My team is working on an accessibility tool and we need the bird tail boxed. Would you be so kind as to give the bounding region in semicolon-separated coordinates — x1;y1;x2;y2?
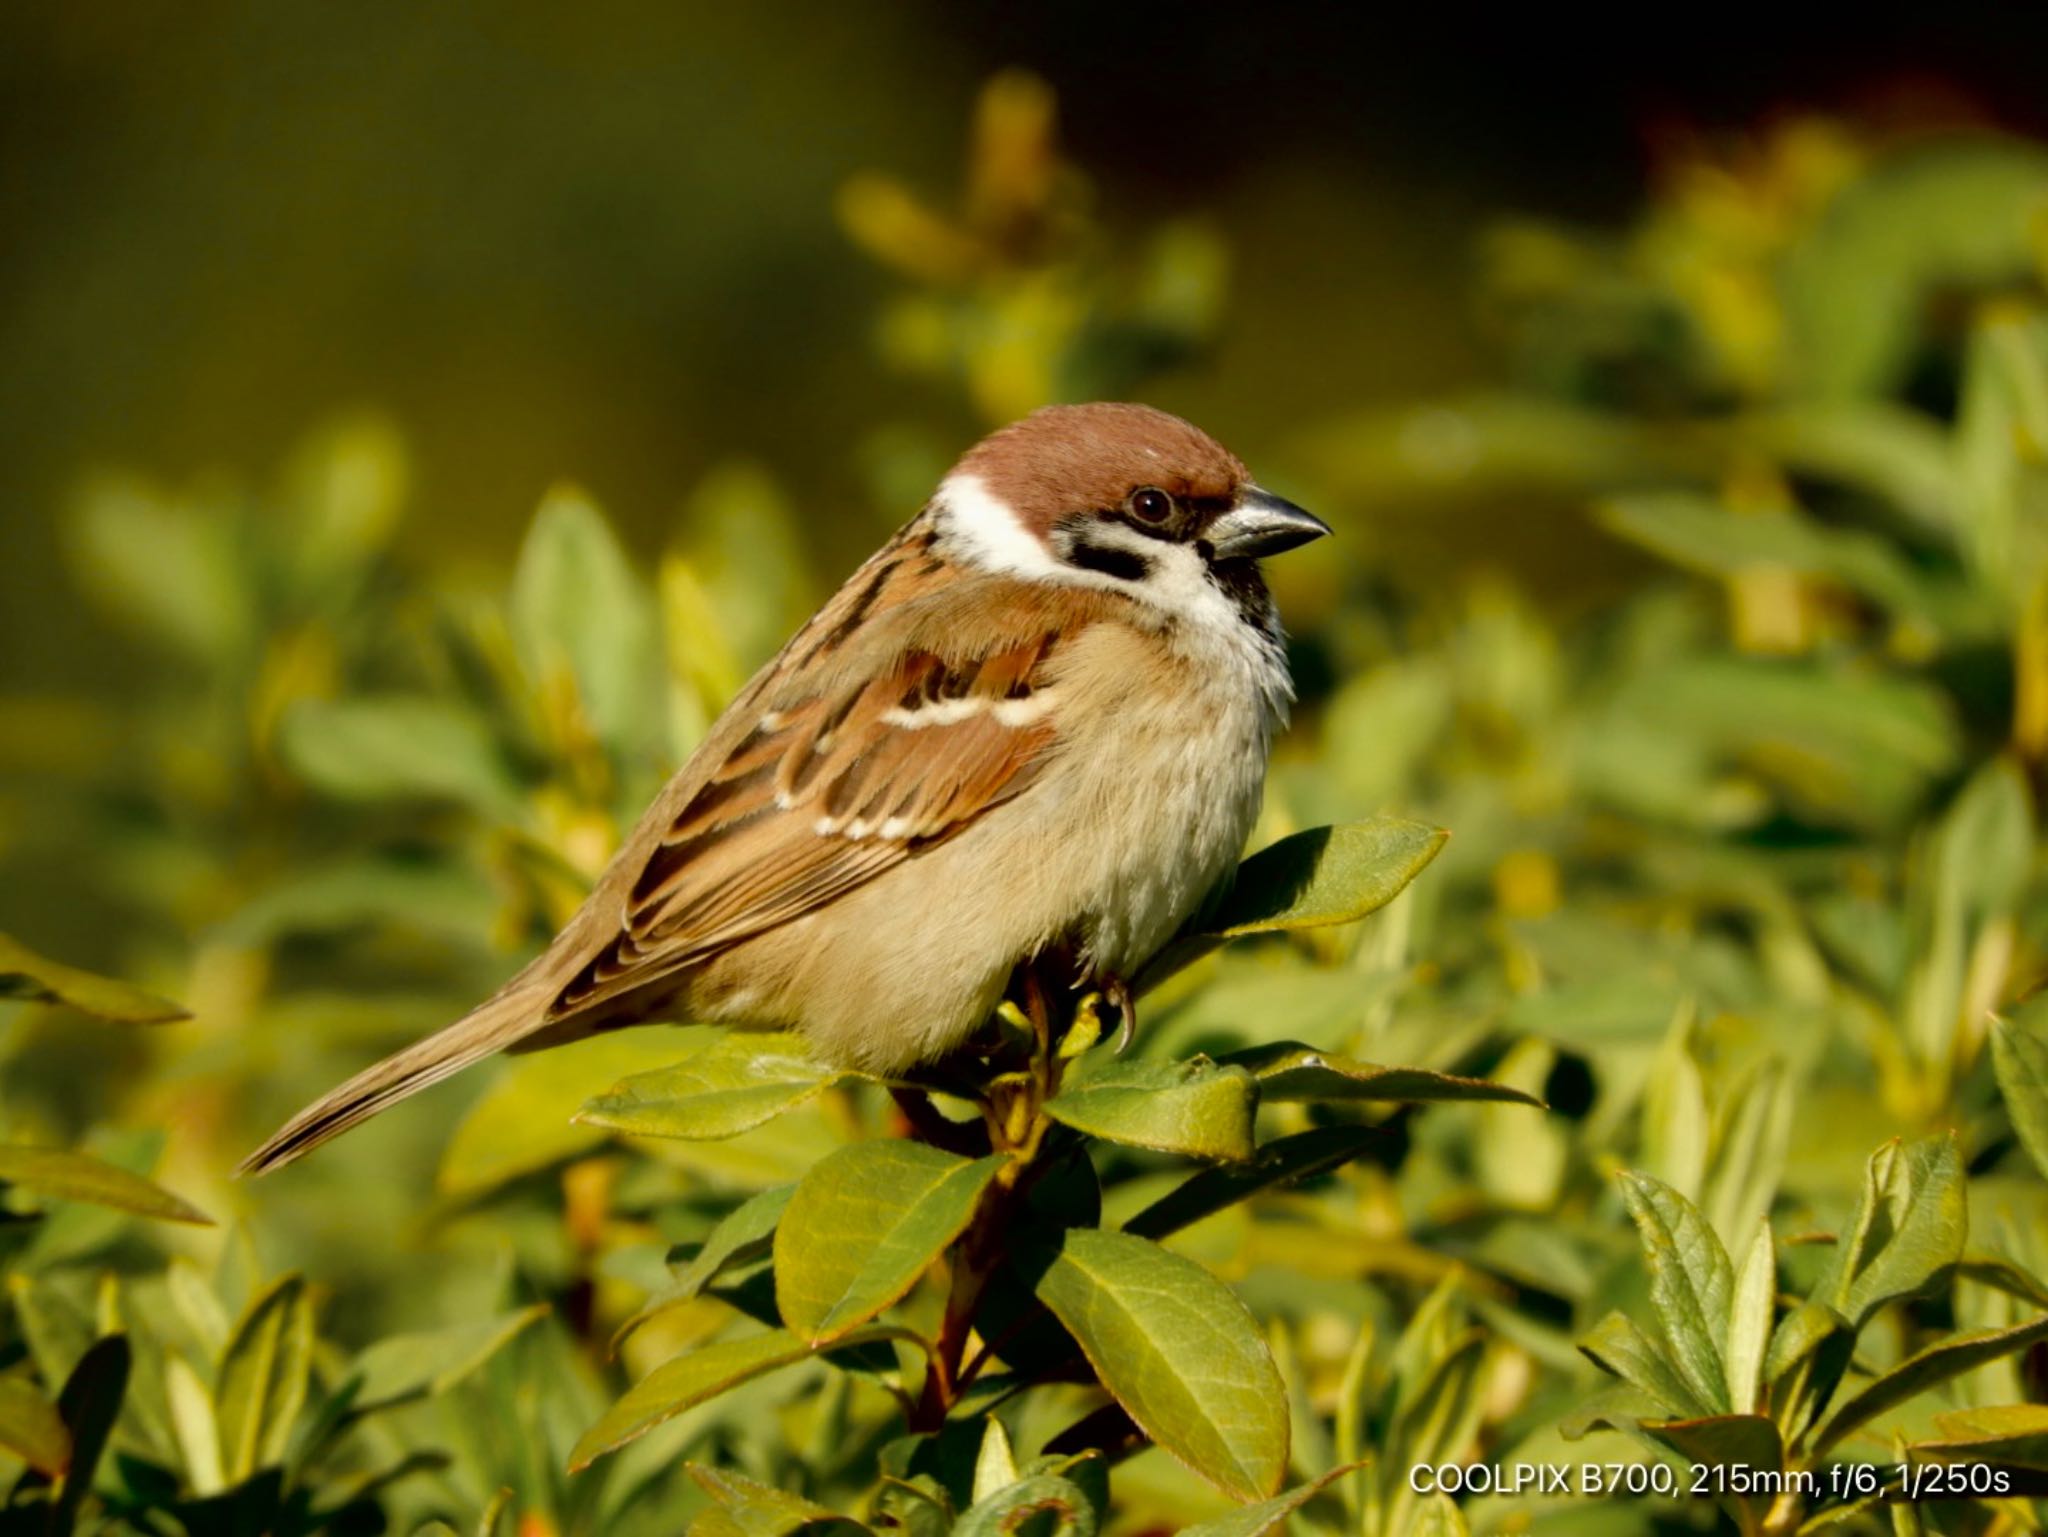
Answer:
239;967;564;1176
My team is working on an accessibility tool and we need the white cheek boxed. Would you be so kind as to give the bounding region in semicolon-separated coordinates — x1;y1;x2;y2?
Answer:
932;473;1072;580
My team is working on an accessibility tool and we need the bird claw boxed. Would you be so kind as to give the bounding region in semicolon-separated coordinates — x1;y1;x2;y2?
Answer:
1108;977;1136;1054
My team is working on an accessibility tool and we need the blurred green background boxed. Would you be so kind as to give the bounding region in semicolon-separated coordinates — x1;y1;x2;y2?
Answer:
9;1;2046;692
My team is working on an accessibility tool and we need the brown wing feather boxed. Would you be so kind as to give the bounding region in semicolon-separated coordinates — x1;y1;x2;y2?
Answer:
549;625;1063;1017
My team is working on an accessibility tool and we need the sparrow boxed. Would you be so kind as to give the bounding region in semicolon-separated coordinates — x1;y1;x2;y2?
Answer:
243;402;1328;1173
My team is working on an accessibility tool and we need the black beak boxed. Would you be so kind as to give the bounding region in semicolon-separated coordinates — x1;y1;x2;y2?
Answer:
1206;488;1332;561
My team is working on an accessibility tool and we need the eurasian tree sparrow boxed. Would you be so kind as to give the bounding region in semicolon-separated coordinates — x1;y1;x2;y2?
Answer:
244;403;1328;1173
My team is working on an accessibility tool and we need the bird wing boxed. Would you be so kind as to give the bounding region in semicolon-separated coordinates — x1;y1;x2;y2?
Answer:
546;608;1067;1019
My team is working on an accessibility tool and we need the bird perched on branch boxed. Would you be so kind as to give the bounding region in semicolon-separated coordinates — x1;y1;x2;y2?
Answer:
243;402;1328;1173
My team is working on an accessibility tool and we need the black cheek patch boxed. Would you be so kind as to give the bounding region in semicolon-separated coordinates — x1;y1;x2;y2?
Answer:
1066;540;1153;582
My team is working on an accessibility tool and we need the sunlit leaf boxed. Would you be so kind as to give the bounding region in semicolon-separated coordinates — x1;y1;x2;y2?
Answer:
1024;1228;1287;1500
280;695;524;817
1815;1315;2048;1455
0;1376;70;1476
1044;1058;1257;1161
512;484;664;761
618;1185;796;1351
1176;1466;1355;1537
1824;1135;1967;1326
1579;1310;1711;1420
0;934;187;1023
684;1463;871;1536
1643;1414;1784;1529
775;1142;1003;1343
1138;818;1447;990
441;1031;696;1195
1781;138;2048;401
1617;1171;1732;1413
1917;1404;2048;1472
215;1275;314;1482
1991;1007;2048;1184
1123;1126;1379;1240
1724;1223;1775;1417
349;1305;550;1407
1219;1042;1543;1107
0;1145;211;1225
568;1326;906;1471
579;1033;849;1142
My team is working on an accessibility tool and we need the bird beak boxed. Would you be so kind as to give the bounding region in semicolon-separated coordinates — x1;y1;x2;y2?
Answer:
1205;487;1333;560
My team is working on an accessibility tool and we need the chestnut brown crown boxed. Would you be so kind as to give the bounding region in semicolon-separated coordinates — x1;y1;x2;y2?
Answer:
949;402;1250;540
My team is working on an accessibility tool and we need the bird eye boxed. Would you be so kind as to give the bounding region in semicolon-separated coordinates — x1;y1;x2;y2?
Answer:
1129;487;1175;524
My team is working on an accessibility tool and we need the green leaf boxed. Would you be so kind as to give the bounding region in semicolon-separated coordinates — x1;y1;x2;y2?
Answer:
1814;1315;2048;1456
1043;1058;1257;1161
1991;1008;2048;1184
1724;1223;1775;1417
1917;1404;2048;1471
618;1185;796;1351
684;1464;871;1536
1579;1310;1714;1420
1024;1228;1288;1501
953;1475;1097;1537
1781;138;2048;401
279;696;524;817
1207;819;1448;936
165;1351;222;1495
1219;1041;1543;1106
1378;1333;1487;1537
511;484;663;761
578;1033;849;1141
1618;1171;1734;1414
0;1376;71;1476
1764;1299;1847;1385
348;1305;550;1407
1123;1126;1379;1240
215;1275;314;1483
442;1032;691;1194
66;476;249;663
0;1145;211;1225
1138;818;1447;990
1826;1135;1967;1326
51;1335;129;1537
568;1326;903;1470
1176;1466;1355;1537
0;934;188;1023
774;1141;1003;1343
1644;1414;1784;1530
1600;492;1939;623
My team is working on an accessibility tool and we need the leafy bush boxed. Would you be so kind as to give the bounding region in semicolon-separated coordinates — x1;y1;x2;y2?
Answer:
4;79;2048;1535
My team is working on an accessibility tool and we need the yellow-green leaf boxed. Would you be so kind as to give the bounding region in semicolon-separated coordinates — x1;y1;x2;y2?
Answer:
1991;1008;2048;1185
0;1145;211;1226
349;1305;551;1406
1618;1171;1733;1414
215;1275;314;1482
776;1142;1002;1343
0;1376;70;1476
569;1326;900;1471
1177;1466;1356;1537
685;1463;869;1536
1220;1042;1543;1107
1207;818;1448;937
578;1033;848;1141
1814;1315;2048;1456
1123;1126;1380;1241
0;934;187;1023
1026;1228;1288;1500
1044;1058;1257;1162
1919;1403;2048;1471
